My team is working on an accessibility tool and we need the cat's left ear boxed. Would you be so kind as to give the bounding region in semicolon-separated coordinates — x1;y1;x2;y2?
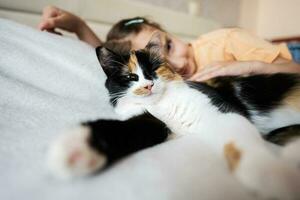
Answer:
145;31;166;58
95;46;122;77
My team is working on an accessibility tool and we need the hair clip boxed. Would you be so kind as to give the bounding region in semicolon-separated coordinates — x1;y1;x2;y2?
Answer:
124;18;144;26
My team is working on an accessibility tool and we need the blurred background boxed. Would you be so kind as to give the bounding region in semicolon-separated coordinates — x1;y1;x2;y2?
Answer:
134;0;300;40
0;0;299;41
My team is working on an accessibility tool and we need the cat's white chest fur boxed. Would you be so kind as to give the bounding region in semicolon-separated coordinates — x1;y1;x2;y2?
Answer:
147;83;220;137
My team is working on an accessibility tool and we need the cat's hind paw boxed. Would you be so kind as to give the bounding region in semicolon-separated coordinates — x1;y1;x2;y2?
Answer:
47;126;107;179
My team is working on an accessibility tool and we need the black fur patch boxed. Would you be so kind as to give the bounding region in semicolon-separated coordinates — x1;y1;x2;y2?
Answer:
84;113;170;164
135;49;163;79
234;74;299;113
265;125;300;145
186;80;249;117
187;74;300;119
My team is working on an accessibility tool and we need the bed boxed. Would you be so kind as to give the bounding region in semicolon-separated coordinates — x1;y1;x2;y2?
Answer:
0;1;261;200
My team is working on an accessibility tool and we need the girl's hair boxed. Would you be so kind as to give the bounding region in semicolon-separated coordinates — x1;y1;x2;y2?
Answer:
106;17;164;41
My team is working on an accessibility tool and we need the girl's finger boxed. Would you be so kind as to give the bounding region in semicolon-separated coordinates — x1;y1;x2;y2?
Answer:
188;67;215;79
190;72;215;82
194;67;231;81
194;75;213;82
38;21;49;30
189;66;222;80
42;6;60;19
46;29;63;35
38;19;56;30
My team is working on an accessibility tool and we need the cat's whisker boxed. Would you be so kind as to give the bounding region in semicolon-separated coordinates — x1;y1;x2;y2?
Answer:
110;95;125;101
110;94;126;105
110;92;127;100
110;91;127;96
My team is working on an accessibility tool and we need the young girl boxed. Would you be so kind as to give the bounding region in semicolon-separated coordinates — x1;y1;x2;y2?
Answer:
39;6;300;81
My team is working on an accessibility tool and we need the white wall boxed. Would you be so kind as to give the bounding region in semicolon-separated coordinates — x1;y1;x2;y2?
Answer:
129;0;188;13
131;0;241;27
201;0;241;27
239;0;300;39
238;0;258;33
256;0;300;39
141;0;300;39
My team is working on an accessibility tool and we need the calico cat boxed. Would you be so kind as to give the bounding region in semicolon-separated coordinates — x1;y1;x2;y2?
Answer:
95;34;300;199
48;33;300;199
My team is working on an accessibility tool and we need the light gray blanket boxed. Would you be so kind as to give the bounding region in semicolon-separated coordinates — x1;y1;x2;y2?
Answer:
0;19;255;200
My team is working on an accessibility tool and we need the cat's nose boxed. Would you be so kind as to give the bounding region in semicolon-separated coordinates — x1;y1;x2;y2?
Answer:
144;83;154;91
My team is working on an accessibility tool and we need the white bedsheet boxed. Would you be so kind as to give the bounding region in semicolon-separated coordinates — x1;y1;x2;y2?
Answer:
0;19;255;200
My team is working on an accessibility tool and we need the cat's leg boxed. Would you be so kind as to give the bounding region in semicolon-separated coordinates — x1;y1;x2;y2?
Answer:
47;114;169;179
204;114;300;200
86;114;169;163
47;125;107;179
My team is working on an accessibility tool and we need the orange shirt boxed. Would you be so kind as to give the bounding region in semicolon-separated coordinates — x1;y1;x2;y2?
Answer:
191;28;292;72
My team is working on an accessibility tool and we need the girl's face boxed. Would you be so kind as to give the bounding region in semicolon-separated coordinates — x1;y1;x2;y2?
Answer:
127;28;197;78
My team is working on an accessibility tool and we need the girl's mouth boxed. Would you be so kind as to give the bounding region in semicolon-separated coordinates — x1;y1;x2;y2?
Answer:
178;63;191;78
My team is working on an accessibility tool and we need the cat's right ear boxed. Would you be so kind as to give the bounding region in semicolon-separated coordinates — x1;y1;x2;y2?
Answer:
95;46;118;77
145;31;165;58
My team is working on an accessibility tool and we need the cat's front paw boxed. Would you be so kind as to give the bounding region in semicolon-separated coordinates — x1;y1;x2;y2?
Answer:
237;158;300;200
47;126;107;179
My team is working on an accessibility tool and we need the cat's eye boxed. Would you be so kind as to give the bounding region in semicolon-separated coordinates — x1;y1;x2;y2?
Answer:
126;73;139;81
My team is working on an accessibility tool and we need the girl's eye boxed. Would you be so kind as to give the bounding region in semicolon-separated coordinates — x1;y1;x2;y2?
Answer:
166;39;172;53
126;73;139;81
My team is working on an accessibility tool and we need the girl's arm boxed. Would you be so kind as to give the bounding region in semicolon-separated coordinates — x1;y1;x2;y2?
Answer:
189;28;299;81
39;6;102;47
189;59;300;82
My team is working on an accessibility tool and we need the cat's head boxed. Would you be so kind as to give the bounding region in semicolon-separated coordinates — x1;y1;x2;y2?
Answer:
96;32;182;119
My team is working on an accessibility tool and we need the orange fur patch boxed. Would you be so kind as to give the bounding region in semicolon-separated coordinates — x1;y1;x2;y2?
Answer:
133;87;150;96
224;142;242;172
128;52;138;73
155;65;182;81
283;87;300;111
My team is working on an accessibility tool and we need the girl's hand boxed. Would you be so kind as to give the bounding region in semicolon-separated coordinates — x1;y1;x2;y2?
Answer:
189;60;300;82
38;6;102;47
38;6;84;35
189;61;262;81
